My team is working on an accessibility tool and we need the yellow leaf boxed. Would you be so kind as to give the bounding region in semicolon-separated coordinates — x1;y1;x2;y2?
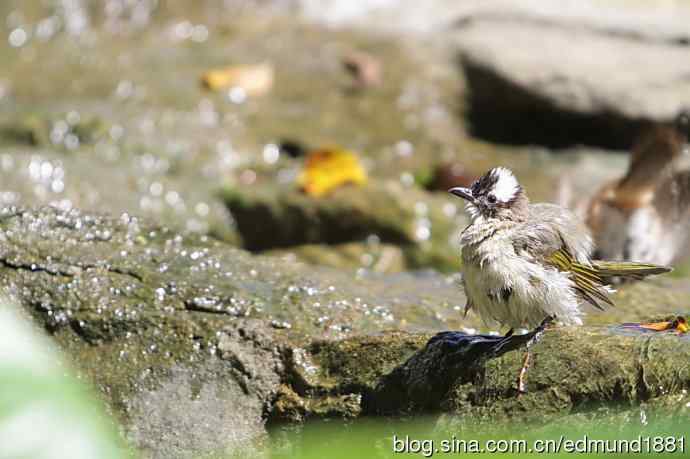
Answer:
297;148;368;197
638;321;673;332
637;316;688;334
200;63;274;95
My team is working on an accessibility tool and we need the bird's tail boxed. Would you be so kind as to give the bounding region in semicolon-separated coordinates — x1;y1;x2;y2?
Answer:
592;260;672;280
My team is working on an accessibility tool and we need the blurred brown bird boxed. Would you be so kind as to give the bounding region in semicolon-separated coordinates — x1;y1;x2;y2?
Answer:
586;115;690;265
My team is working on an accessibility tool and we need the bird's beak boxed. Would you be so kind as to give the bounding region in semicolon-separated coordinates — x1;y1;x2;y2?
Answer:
449;186;474;203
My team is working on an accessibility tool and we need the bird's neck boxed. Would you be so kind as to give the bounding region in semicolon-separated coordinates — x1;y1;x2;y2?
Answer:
461;219;514;247
613;148;680;210
620;159;675;191
618;125;683;197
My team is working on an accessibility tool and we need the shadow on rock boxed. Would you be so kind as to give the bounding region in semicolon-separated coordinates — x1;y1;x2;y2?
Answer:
461;58;643;150
366;325;545;414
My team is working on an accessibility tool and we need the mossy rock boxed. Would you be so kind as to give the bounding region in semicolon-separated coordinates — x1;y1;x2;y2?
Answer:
365;326;690;424
274;325;690;426
0;113;108;148
0;206;471;454
219;180;466;272
2;206;688;455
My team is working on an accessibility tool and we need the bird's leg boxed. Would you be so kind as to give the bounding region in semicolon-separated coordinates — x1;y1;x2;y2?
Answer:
516;317;552;395
517;349;531;394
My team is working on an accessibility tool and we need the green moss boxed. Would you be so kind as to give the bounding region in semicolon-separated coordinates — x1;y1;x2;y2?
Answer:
446;327;690;422
0;112;107;148
307;332;429;391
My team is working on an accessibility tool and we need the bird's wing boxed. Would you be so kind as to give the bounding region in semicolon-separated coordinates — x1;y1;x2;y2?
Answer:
514;203;670;309
513;208;612;310
527;203;593;263
549;248;613;309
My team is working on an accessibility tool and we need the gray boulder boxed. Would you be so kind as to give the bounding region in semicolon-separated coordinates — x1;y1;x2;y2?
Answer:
453;17;690;148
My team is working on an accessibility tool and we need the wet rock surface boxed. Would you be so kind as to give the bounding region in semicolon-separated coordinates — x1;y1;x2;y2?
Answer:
267;241;407;274
367;326;546;414
0;206;468;456
449;327;690;424
2;207;688;456
296;321;690;422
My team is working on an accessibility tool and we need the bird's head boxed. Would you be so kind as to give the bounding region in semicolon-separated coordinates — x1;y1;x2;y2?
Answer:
449;167;529;222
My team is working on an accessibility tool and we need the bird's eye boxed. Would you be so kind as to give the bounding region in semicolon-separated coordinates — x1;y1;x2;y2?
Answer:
487;194;497;204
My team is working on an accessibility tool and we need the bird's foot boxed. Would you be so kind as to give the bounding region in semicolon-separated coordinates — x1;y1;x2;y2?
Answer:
539;315;556;330
525;323;548;350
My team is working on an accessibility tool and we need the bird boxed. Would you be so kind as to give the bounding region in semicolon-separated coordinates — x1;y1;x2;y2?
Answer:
449;167;671;392
586;116;690;265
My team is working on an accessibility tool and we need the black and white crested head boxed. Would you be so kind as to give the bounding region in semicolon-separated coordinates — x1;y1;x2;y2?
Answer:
449;167;529;221
477;167;522;202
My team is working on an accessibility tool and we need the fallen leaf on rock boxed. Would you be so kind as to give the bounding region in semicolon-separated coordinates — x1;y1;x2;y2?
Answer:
297;147;367;197
200;62;274;95
674;316;688;333
621;316;688;334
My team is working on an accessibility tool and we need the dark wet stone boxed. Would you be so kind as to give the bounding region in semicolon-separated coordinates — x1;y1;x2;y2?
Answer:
220;182;413;251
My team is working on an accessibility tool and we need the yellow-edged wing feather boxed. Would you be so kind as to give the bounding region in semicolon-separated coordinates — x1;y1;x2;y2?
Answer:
547;248;671;310
590;260;671;279
548;248;612;310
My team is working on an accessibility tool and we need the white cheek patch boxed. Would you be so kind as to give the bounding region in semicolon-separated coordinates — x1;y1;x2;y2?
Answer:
491;167;520;202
